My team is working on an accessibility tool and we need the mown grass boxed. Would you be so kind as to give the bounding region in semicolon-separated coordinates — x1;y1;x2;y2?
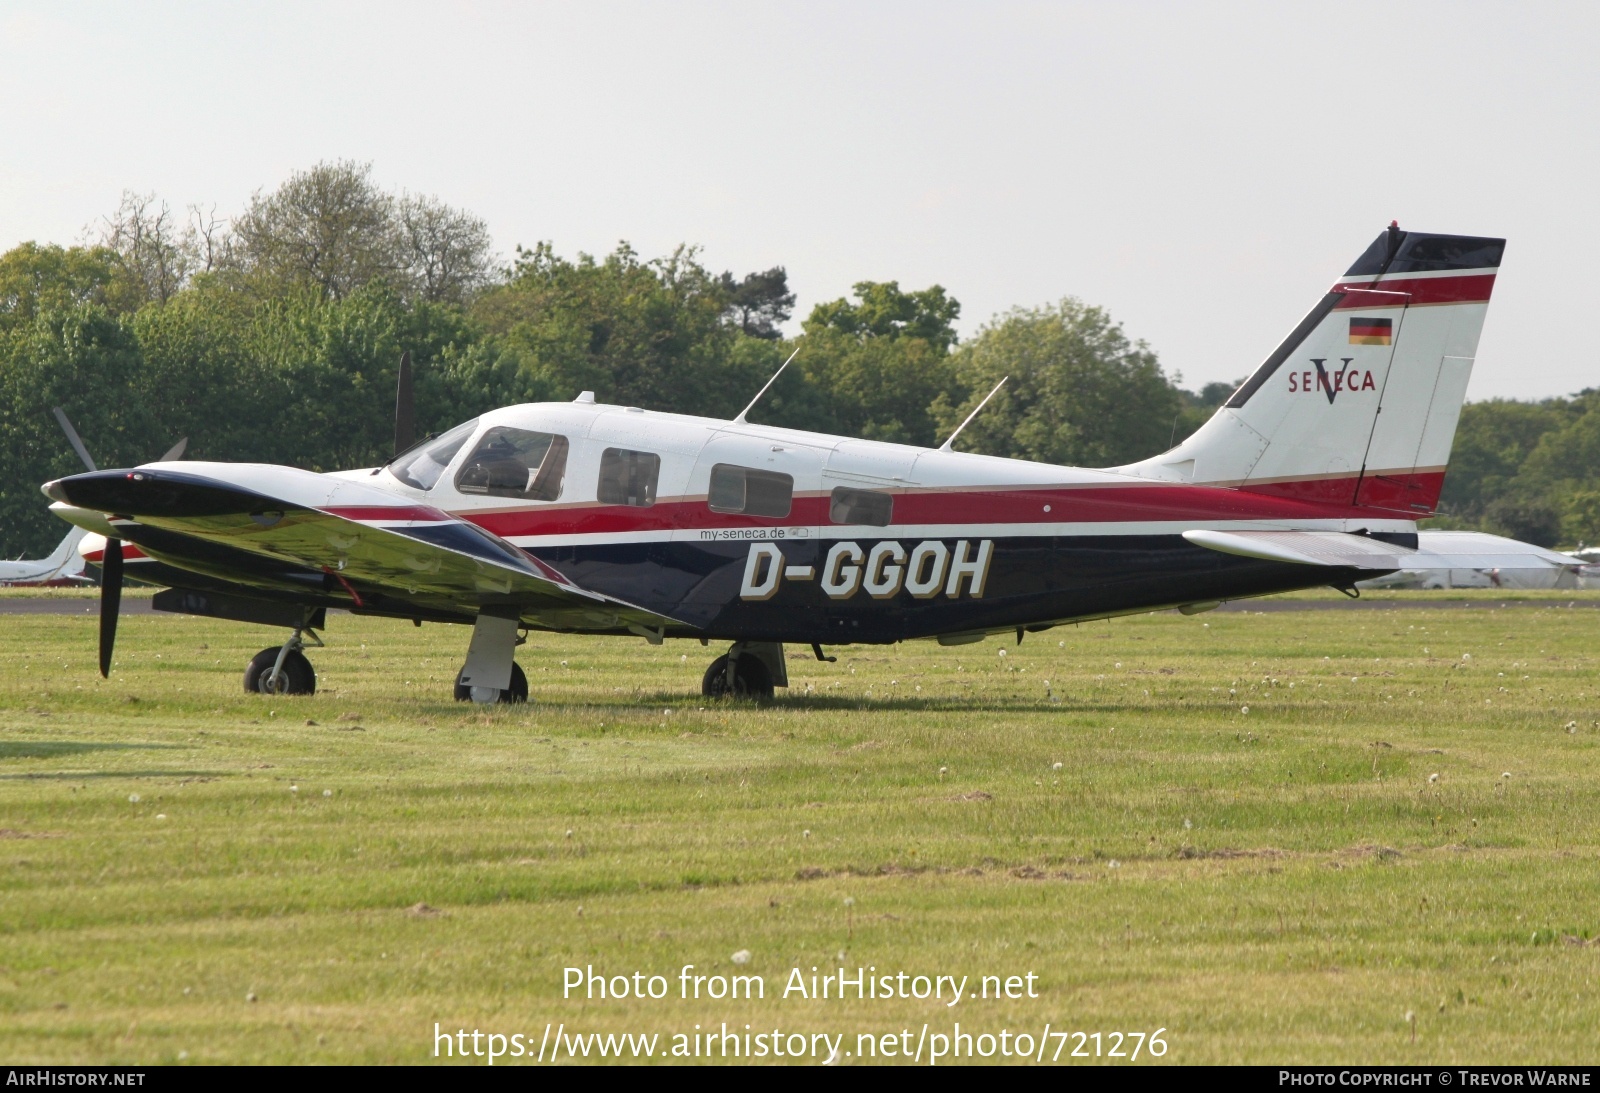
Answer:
2;594;1599;1064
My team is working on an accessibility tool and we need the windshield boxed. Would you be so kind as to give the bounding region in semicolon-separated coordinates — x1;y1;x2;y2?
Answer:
385;418;479;490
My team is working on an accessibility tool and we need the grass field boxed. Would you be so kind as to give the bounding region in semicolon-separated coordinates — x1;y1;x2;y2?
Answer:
2;591;1599;1065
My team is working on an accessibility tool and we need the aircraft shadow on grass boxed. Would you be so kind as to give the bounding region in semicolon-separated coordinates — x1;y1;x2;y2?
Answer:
0;768;226;781
580;692;1142;714
0;740;184;760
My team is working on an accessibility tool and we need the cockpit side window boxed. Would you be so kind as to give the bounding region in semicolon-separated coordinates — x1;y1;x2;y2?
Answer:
829;487;893;526
386;418;479;491
455;427;570;501
597;448;661;507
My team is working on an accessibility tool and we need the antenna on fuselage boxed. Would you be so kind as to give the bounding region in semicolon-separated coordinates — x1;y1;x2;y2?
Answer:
938;377;1008;452
732;346;801;424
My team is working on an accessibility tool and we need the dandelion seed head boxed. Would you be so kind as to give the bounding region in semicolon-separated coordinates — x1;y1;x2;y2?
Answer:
731;949;752;965
127;794;140;803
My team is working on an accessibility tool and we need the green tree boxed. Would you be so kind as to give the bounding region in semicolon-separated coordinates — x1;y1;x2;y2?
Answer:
1438;398;1570;522
807;280;960;351
473;242;765;418
229;160;401;300
0;244;141;333
794;281;962;445
719;266;794;340
0;305;154;555
934;298;1180;466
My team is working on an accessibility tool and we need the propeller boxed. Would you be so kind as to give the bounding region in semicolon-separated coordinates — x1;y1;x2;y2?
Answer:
49;408;184;679
99;536;122;678
394;350;415;458
52;407;97;472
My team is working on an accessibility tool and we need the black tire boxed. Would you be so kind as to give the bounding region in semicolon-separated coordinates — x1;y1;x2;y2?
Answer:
453;662;529;704
244;646;316;696
701;653;774;701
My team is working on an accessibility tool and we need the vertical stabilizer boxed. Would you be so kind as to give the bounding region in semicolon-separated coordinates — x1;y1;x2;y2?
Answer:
1119;226;1503;515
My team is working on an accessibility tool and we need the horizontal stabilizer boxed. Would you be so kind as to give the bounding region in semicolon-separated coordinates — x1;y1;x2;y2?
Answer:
1185;528;1580;573
1183;529;1410;569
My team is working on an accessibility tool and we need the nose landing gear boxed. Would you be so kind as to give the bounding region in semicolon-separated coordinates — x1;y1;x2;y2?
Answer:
244;622;322;696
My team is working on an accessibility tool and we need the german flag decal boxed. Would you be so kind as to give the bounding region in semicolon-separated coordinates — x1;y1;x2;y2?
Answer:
1349;317;1393;345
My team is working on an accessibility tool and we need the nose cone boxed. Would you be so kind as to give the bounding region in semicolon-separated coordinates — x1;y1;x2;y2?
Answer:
40;469;137;511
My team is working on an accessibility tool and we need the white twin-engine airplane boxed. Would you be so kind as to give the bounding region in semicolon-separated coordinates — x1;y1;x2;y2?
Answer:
44;224;1549;702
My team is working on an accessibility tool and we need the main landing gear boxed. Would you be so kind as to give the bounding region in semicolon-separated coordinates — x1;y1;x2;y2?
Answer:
453;609;530;704
243;623;322;696
700;642;787;702
454;662;529;704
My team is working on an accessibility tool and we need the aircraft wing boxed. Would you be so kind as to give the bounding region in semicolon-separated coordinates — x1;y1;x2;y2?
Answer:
44;462;687;632
1184;529;1579;572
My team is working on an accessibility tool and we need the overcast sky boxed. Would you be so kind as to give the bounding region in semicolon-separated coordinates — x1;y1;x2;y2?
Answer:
2;1;1595;400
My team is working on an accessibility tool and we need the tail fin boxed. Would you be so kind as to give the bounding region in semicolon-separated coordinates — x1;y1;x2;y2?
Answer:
1120;225;1504;515
40;527;88;579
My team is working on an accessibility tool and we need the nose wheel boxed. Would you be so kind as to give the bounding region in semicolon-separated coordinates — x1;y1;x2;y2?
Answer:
244;630;319;696
454;662;529;704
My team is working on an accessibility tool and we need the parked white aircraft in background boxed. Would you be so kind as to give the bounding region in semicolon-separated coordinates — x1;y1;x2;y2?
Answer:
0;526;90;586
1355;530;1581;590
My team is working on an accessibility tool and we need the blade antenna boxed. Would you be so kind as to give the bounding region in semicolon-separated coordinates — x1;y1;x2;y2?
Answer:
938;377;1008;452
394;350;416;457
51;407;97;472
732;346;801;424
159;437;188;461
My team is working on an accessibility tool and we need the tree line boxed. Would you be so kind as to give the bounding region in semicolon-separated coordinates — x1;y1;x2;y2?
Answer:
0;160;1592;556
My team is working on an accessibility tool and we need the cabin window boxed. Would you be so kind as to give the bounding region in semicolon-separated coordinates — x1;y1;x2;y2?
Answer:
830;486;893;526
597;447;661;507
387;417;479;491
708;464;793;519
455;427;569;501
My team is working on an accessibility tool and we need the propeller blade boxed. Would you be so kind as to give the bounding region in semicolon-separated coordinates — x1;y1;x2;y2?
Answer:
98;538;123;678
51;407;98;472
159;437;188;461
393;350;415;458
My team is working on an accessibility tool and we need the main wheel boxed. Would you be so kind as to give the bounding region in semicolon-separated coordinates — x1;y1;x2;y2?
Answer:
453;662;529;704
244;647;317;695
701;653;774;701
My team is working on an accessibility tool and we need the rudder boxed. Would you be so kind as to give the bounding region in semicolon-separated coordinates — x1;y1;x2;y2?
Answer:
1120;224;1503;515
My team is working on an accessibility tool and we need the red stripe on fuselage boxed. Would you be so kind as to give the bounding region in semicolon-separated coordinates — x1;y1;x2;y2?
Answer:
1239;470;1445;512
461;476;1435;540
